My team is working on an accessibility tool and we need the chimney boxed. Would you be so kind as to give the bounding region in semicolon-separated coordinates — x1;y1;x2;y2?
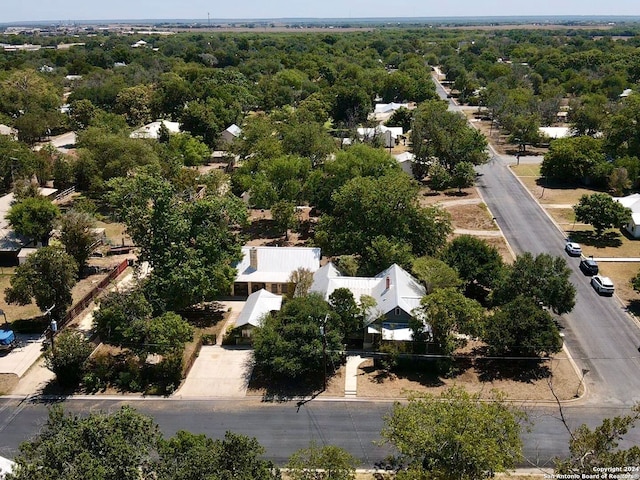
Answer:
249;247;258;270
386;275;391;290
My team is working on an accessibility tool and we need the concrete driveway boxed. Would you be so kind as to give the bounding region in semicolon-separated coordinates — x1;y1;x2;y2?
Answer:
175;345;253;398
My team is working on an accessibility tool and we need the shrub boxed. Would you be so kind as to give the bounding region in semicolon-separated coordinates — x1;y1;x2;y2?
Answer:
44;331;94;388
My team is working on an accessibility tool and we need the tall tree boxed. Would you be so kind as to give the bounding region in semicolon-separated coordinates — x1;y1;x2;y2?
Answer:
540;136;605;183
411;256;462;293
7;195;60;246
381;387;525;480
44;330;93;388
58;210;99;273
411;100;488;172
492;252;576;315
483;296;563;357
109;172;247;312
441;235;504;291
414;288;484;356
573;193;632;238
252;293;343;383
286;442;358;480
555;404;640;474
5;246;77;321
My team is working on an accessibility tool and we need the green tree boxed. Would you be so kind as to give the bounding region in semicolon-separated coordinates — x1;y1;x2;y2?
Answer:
507;114;541;152
128;312;193;361
288;267;315;298
492;252;576;315
415;288;484;356
441;235;504;291
540;136;605;183
44;330;93;388
381;387;525;480
427;163;452;191
155;430;280;480
411;256;462;293
115;84;154;126
555;404;640;474
5;246;77;321
109;172;247;312
451;161;477;192
385;107;413;131
68;99;98;130
286;442;358;480
573;193;632;238
271;200;297;240
411;100;489;172
7;406;160;480
360;236;414;277
252;293;343;383
58;210;99;272
315;173;451;259
608;167;632;196
633;270;640;292
7;195;60;245
94;288;153;345
483;296;563;357
329;287;361;341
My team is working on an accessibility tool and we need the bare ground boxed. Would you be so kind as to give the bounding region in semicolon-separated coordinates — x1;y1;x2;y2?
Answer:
356;346;581;401
0;373;18;395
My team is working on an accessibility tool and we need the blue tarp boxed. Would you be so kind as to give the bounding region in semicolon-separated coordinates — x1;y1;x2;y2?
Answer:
0;329;15;345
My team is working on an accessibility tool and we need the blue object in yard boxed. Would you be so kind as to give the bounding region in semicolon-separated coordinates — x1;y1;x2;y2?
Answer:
0;328;15;346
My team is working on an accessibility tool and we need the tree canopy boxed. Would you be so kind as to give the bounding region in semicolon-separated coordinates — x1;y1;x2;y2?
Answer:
573;193;632;238
7;195;60;246
381;387;525;480
5;246;77;321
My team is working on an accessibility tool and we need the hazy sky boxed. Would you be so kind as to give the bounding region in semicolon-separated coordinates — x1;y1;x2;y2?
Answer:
4;0;640;23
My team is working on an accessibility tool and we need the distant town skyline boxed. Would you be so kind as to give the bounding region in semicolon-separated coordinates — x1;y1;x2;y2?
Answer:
3;0;640;23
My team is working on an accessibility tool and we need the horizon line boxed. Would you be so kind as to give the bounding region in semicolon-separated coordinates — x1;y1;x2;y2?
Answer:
4;14;640;26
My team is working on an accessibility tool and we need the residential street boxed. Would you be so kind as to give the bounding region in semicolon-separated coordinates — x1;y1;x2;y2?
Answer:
0;79;639;469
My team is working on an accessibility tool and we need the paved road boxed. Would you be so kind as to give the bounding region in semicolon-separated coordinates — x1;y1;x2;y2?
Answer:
433;75;640;407
1;397;639;468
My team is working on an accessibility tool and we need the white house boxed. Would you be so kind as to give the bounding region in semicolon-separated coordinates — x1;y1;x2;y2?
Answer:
614;193;640;238
356;125;403;148
234;288;282;337
220;124;242;146
130;120;180;140
393;151;417;177
232;246;321;296
311;263;427;343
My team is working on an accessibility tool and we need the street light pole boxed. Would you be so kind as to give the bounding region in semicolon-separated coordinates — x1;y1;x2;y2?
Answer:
44;305;56;354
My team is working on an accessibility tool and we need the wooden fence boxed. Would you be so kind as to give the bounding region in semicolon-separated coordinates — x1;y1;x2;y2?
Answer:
57;259;130;331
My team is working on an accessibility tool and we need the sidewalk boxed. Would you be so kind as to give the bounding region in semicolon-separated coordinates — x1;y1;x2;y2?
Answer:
344;355;365;398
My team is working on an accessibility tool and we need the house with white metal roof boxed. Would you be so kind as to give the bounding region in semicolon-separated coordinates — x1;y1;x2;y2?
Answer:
130;120;180;140
311;262;427;343
220;124;242;147
614;193;640;238
232;246;321;297
234;288;282;337
356;125;403;148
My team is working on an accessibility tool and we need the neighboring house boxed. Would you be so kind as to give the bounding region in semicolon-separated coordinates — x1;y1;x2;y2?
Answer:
234;288;282;338
0;188;58;266
0;124;18;140
614;193;640;238
371;102;413;121
311;262;427;344
130;120;180;139
220;124;242;147
356;125;403;148
232;246;321;297
393;151;417;177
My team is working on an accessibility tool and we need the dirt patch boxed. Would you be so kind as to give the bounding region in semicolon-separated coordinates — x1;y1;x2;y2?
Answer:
356;348;580;401
418;186;479;207
446;203;498;231
244;207;313;247
246;363;346;400
0;373;18;395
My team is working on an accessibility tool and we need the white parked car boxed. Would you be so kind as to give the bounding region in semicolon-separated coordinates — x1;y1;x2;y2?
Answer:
591;275;615;295
565;241;582;256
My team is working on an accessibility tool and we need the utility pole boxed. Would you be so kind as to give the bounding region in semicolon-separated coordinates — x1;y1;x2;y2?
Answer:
208;12;210;27
44;305;56;354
